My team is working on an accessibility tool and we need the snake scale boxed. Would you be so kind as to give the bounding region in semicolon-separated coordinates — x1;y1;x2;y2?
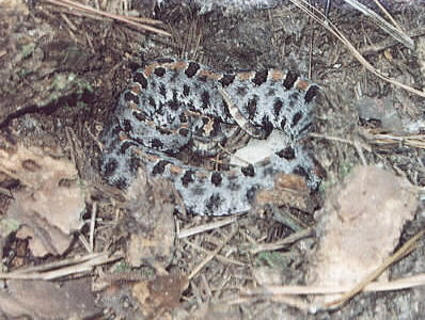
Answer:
100;58;320;216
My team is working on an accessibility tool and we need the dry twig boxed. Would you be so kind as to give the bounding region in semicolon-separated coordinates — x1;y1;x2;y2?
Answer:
324;229;424;310
241;229;425;312
178;216;239;238
0;252;123;280
289;0;425;98
42;0;171;37
343;0;413;48
188;227;238;280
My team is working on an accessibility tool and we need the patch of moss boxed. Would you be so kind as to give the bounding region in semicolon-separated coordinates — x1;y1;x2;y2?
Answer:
20;43;36;59
255;251;293;268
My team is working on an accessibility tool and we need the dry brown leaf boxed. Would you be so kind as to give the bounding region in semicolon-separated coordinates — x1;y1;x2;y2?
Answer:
256;173;317;213
125;170;176;269
15;224;71;257
1;143;85;256
132;273;189;318
0;278;99;319
307;166;418;303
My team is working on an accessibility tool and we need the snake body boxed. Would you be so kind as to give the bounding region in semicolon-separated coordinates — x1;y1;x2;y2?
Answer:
100;58;320;215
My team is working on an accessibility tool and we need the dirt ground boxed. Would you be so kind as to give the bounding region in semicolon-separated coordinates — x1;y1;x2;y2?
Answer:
0;0;425;319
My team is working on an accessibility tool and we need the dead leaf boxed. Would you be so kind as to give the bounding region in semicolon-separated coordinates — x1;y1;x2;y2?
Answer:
132;273;189;318
125;169;176;270
307;166;418;303
1;143;85;256
0;278;100;319
256;173;317;213
15;224;70;257
98;272;144;319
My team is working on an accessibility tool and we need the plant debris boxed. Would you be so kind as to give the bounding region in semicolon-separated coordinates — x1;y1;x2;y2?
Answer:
0;278;99;319
1;142;85;257
307;166;418;306
125;169;176;271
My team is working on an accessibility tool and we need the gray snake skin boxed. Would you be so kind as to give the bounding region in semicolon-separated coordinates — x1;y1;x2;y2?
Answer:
100;58;320;215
